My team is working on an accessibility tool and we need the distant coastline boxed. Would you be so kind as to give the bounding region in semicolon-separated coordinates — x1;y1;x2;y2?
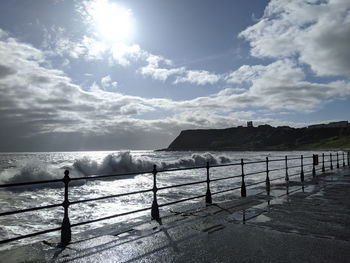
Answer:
163;121;350;151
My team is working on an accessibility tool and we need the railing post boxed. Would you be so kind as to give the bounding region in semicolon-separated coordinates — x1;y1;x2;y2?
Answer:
240;159;246;197
285;155;289;182
265;157;270;192
205;162;212;205
312;154;316;178
151;165;160;223
336;152;340;169
330;153;333;170
322;153;325;172
61;170;71;247
343;152;345;167
300;155;304;183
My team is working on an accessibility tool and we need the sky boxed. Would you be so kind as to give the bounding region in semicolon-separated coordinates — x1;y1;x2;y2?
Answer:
0;0;349;151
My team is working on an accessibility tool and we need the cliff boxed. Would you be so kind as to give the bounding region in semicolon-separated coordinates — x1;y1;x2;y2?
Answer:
166;126;350;151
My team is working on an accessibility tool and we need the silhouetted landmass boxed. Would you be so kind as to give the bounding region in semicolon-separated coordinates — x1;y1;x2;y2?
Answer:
166;125;350;151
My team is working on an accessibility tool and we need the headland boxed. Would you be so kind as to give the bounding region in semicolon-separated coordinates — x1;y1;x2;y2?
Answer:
165;121;350;151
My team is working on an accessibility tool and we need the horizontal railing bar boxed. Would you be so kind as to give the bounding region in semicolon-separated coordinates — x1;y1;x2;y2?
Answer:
288;172;301;177
0;226;61;245
0;203;62;217
157;180;207;191
243;160;266;165
71;206;152;228
268;158;286;162
210;174;241;182
69;189;153;205
246;180;266;188
287;157;303;161
158;194;206;207
288;164;303;169
269;176;286;182
203;162;241;168
303;163;314;166
245;170;266;176
268;167;285;172
69;170;153;182
306;164;316;168
0;179;63;188
211;186;242;196
158;165;206;173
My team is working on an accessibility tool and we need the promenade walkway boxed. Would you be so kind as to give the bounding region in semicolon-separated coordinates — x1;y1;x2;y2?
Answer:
2;167;350;262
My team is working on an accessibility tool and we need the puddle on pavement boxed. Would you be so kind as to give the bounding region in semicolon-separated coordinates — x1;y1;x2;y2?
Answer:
227;208;265;224
248;214;271;223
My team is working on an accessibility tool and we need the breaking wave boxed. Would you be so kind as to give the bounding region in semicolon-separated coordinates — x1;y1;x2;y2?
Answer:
0;159;63;190
0;151;232;190
73;152;154;176
73;151;231;176
161;153;231;169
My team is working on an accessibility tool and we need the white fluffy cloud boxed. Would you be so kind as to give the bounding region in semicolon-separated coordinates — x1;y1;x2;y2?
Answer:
100;75;118;89
110;43;142;66
226;59;350;112
239;0;350;77
174;70;221;85
0;34;162;136
139;54;185;81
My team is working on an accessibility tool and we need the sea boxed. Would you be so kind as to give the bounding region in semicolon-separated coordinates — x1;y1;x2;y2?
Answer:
0;150;338;250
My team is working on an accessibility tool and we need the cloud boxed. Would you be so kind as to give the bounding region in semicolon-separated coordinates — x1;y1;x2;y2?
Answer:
239;0;350;77
139;54;185;81
0;64;16;78
41;1;222;85
225;59;350;112
101;75;118;89
81;35;107;60
110;43;142;66
42;26;86;59
1;20;349;151
174;70;221;85
226;64;265;84
0;32;163;138
139;56;221;85
0;30;290;151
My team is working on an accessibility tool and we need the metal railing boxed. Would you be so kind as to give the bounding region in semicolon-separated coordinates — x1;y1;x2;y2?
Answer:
0;151;349;247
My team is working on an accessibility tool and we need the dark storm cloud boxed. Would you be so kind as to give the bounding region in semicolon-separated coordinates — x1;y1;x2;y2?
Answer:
0;64;16;78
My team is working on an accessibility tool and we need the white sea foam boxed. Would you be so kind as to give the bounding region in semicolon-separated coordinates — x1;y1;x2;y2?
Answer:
161;152;231;169
0;159;60;185
0;151;232;189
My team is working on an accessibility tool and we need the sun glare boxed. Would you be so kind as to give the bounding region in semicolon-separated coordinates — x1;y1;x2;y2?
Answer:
89;0;133;43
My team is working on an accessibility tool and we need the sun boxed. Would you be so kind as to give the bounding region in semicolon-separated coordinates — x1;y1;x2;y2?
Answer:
88;0;134;43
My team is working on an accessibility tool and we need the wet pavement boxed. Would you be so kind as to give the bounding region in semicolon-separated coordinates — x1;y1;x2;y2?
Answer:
2;167;350;262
